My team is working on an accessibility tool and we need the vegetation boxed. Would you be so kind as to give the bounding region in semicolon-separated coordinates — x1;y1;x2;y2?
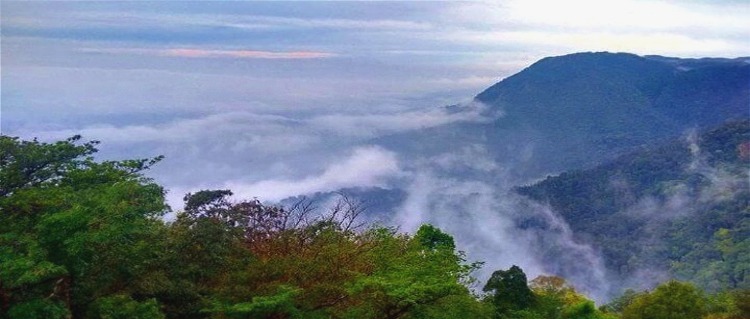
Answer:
517;120;750;292
2;134;748;318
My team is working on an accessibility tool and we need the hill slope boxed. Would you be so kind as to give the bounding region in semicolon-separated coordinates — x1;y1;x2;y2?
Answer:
378;52;750;180
517;120;750;291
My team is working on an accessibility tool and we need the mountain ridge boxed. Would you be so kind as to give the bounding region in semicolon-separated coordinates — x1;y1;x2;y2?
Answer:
373;51;750;180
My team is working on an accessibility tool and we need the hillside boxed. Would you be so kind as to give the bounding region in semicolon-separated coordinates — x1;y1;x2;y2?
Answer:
517;120;750;291
378;52;750;180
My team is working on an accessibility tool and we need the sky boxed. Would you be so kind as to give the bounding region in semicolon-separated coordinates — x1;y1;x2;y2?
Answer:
2;0;749;207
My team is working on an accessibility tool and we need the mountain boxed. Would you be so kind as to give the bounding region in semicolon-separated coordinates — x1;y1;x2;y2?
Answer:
377;52;750;180
516;120;750;291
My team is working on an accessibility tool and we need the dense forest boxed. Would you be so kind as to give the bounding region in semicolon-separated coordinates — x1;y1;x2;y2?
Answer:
2;134;749;318
517;120;750;293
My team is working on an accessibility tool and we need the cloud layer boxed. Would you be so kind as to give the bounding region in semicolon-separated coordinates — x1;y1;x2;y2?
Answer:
226;146;400;202
80;48;336;59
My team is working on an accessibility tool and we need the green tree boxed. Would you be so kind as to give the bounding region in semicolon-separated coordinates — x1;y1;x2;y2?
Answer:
561;300;611;319
0;135;168;318
0;135;97;197
345;225;484;319
601;289;642;314
622;280;706;319
414;224;456;251
87;294;165;319
483;265;535;318
526;275;613;319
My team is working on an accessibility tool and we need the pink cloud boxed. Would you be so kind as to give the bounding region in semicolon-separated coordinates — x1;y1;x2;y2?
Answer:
81;48;336;59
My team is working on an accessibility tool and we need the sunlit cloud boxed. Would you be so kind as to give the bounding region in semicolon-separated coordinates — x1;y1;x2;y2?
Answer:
438;0;750;57
80;48;337;59
443;29;740;56
447;0;750;33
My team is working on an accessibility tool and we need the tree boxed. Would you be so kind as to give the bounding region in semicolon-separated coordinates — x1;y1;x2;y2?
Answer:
346;225;484;319
622;280;706;319
601;289;643;314
0;135;97;197
525;275;613;319
414;224;456;251
483;265;535;318
0;135;168;318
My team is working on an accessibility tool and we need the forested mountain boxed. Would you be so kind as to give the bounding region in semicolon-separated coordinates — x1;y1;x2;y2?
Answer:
378;52;750;179
475;52;749;174
517;120;750;292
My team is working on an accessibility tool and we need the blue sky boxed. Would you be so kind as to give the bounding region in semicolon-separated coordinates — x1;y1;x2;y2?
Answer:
2;0;749;207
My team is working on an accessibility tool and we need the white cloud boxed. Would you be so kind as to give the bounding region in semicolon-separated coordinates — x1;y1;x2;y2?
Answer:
437;0;750;57
308;101;494;138
2;10;433;32
80;48;337;59
392;151;611;301
447;0;750;33
11;105;488;199
445;29;742;57
22;111;306;144
17;98;493;154
222;14;433;31
225;146;400;201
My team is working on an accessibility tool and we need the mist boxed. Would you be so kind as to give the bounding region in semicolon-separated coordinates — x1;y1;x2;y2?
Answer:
389;144;613;302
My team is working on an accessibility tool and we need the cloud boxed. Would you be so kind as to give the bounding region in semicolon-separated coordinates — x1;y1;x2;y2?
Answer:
307;101;495;138
10;104;490;200
434;1;750;57
225;146;400;202
17;100;493;152
220;15;433;31
21;111;301;143
80;48;337;59
444;30;742;57
392;149;611;301
446;0;750;34
2;9;433;33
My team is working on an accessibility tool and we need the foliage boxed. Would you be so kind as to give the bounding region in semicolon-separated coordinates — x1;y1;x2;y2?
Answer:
516;120;750;291
415;224;456;251
483;265;535;317
5;298;69;319
204;285;303;318
621;280;706;319
87;295;165;319
601;289;642;314
0;135;167;318
0;135;97;197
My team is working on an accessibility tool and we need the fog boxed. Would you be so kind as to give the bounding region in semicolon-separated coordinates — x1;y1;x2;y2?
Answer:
390;144;612;301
